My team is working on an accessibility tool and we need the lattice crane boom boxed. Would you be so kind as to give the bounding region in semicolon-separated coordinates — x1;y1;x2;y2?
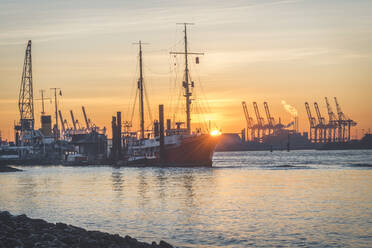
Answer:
18;40;35;131
305;102;316;127
58;110;65;133
334;97;349;121
325;97;338;123
253;102;264;127
242;101;254;128
314;102;325;125
263;102;275;127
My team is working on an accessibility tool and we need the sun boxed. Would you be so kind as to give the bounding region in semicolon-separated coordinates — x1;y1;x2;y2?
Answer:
210;129;221;136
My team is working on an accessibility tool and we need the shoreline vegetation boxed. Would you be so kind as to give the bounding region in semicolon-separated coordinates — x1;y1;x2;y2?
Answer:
0;211;173;248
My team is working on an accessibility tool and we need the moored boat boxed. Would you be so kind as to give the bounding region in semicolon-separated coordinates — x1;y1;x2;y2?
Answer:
122;24;221;167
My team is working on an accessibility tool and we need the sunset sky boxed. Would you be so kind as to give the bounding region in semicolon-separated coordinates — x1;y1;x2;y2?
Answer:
1;0;371;141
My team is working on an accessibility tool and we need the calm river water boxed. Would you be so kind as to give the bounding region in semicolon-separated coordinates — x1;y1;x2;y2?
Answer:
1;150;372;247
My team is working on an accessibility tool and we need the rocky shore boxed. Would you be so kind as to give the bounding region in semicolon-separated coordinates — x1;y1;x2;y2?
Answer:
0;211;173;248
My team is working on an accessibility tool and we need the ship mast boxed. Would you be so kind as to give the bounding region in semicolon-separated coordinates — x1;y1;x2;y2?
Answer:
170;23;204;134
134;40;147;139
50;88;61;140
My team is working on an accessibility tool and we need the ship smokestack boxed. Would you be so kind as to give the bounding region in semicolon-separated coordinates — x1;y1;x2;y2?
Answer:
154;120;159;137
111;116;117;161
117;112;122;158
159;105;165;163
166;119;171;131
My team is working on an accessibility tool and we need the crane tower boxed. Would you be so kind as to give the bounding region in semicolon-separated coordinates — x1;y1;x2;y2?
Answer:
16;40;35;144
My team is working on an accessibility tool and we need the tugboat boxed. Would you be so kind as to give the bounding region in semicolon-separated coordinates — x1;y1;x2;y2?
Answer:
124;23;221;167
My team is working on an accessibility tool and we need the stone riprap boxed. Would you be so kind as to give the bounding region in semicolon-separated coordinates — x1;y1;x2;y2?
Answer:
0;211;173;248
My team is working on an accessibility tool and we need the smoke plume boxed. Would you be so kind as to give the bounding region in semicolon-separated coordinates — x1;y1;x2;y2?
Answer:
281;100;298;117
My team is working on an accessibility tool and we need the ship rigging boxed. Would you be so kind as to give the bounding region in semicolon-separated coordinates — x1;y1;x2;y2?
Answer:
170;23;204;134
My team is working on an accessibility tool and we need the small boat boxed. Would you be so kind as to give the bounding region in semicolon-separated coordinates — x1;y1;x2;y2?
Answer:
64;153;88;166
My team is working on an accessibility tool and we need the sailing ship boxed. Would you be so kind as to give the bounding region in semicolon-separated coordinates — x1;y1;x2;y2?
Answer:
124;23;220;167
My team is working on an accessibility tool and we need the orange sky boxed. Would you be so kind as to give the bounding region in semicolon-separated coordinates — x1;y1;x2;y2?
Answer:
1;0;372;141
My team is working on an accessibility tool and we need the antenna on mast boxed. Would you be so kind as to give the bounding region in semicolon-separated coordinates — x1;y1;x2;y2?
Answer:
36;89;51;115
170;23;204;134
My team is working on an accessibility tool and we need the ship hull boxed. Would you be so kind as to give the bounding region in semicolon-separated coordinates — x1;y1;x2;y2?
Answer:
126;134;220;167
162;134;219;167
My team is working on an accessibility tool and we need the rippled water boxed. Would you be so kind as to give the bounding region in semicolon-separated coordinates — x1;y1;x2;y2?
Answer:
1;150;372;247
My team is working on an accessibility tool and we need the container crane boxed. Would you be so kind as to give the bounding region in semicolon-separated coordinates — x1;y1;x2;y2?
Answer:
82;106;90;130
75;120;81;130
70;110;77;131
325;97;338;142
253;102;265;141
314;102;326;143
305;102;317;143
63;120;70;130
263;102;275;135
242;101;255;141
334;97;356;142
58;110;66;135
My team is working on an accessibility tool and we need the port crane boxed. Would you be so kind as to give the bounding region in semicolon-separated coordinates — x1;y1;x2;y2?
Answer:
70;110;77;131
16;40;35;146
334;97;356;142
253;102;265;142
325;97;338;142
241;101;255;141
58;110;66;135
305;102;317;143
314;102;326;143
264;102;275;135
82;106;90;130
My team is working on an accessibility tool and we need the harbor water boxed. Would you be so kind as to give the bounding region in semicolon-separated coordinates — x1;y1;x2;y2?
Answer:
1;150;371;247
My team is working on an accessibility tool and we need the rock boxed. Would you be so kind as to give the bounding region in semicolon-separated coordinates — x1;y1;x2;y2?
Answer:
151;241;159;247
1;237;23;247
13;213;28;221
68;224;86;234
108;244;120;248
55;222;67;230
0;222;14;233
41;232;56;241
34;241;50;248
59;234;77;245
0;211;11;220
0;211;174;248
159;240;174;248
0;211;14;227
15;227;30;237
80;238;100;248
